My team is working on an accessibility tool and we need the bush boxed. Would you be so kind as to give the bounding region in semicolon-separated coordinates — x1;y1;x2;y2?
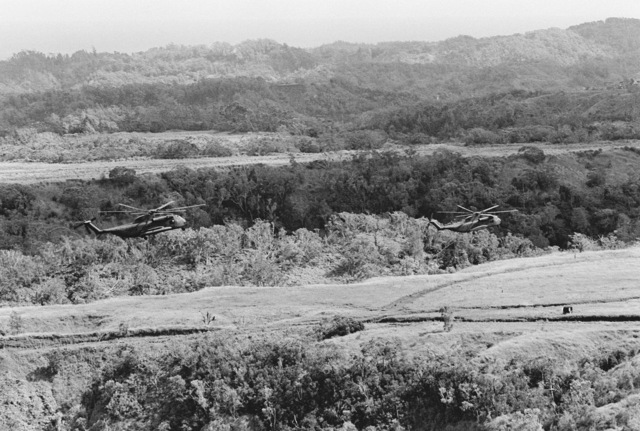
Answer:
464;128;504;145
8;310;24;334
108;166;137;185
296;138;322;153
200;141;233;157
440;307;454;332
518;146;545;164
158;140;199;159
343;130;387;150
504;125;554;143
244;135;298;155
318;315;365;340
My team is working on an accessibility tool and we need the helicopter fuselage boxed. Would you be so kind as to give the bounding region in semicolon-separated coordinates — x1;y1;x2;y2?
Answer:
83;214;187;238
430;214;501;233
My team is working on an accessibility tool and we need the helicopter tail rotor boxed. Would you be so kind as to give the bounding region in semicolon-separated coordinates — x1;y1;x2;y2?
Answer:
73;218;103;236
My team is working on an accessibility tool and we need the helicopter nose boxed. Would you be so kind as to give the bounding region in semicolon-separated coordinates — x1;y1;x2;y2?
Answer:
174;215;186;227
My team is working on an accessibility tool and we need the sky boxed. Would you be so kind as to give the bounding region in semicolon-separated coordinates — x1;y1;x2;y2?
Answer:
0;0;638;60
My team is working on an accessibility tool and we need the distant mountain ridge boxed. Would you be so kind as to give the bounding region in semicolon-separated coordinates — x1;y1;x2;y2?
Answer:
0;17;637;95
0;17;637;138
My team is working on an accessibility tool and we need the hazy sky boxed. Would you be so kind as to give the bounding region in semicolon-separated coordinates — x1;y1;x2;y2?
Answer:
1;0;638;59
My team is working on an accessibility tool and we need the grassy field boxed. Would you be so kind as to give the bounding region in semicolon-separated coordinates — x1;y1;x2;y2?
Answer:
2;246;640;357
2;134;640;184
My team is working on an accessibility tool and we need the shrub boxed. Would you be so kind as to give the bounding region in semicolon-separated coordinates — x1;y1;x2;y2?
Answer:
440;307;454;332
504;125;554;143
486;409;545;431
319;315;365;340
200;141;233;157
569;232;625;252
518;146;545;164
295;138;322;153
8;310;24;335
343;130;387;150
586;171;605;187
158;140;199;159
244;135;297;155
200;311;216;326
0;249;46;303
464;128;504;145
108;166;137;185
32;277;69;305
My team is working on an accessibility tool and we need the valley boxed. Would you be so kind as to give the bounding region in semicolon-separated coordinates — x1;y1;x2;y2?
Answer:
0;16;640;430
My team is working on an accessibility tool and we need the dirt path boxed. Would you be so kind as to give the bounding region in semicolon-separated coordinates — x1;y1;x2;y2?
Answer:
3;140;639;184
0;152;354;184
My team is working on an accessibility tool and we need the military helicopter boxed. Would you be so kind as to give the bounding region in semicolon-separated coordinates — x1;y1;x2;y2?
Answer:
74;201;205;238
429;205;517;233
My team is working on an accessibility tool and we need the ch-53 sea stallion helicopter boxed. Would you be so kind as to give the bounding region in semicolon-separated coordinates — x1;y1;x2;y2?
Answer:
74;201;205;238
429;205;517;233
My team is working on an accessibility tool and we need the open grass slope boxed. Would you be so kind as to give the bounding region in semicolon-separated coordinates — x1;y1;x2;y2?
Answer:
2;245;640;358
2;246;640;430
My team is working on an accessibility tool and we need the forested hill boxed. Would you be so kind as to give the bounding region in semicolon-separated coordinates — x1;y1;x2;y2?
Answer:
1;17;638;94
0;17;638;138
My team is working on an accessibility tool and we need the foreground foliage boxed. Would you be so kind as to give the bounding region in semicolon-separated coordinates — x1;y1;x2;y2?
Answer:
51;334;640;430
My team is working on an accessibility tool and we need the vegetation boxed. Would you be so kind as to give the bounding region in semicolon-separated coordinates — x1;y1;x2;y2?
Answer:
4;145;640;251
2;142;640;307
0;214;536;306
440;307;455;332
0;19;638;162
2;17;640;431
31;332;640;431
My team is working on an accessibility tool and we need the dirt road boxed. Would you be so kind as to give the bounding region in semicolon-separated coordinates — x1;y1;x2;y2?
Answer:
0;152;352;184
2;140;639;184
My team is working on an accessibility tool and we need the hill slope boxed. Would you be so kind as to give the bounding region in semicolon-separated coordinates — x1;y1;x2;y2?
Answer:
2;246;640;350
3;246;640;429
0;17;637;98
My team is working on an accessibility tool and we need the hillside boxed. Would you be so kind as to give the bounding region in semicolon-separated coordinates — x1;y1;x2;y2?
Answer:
1;18;638;93
2;246;639;338
0;18;637;138
2;246;640;429
2;16;640;431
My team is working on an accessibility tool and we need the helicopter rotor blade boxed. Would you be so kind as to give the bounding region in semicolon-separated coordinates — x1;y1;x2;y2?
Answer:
169;204;206;211
152;201;175;212
118;203;146;212
99;210;139;214
152;204;206;216
111;201;203;220
456;205;475;213
480;205;500;213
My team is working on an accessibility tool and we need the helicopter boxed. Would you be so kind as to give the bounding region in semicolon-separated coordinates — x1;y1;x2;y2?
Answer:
428;205;517;233
74;201;205;238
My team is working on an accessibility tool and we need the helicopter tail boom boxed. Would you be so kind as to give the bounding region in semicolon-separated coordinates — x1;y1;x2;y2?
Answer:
74;219;103;236
428;217;445;230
